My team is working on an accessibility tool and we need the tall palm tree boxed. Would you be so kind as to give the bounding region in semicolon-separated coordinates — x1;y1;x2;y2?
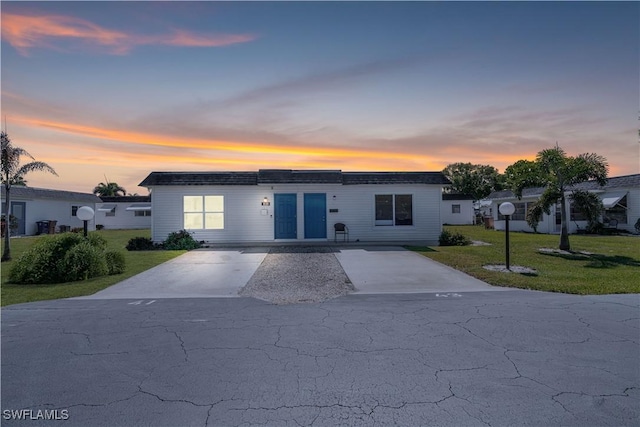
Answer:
517;145;608;251
2;132;57;261
93;181;127;197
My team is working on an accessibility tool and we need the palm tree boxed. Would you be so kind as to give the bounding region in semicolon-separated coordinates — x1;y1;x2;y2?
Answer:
93;181;126;197
2;132;57;261
517;145;608;251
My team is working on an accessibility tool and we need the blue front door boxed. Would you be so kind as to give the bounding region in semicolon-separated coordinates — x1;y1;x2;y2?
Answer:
304;193;326;239
274;194;297;239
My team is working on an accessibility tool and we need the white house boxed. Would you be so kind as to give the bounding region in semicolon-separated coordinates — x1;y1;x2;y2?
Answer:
1;186;101;235
486;174;640;234
96;196;151;230
139;169;450;245
441;194;475;225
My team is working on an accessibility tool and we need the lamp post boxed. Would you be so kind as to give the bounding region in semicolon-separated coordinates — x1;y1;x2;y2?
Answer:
76;206;95;238
499;202;515;270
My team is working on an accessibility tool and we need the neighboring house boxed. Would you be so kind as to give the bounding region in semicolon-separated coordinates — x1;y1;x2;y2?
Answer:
486;174;640;234
139;169;450;244
96;196;151;230
441;194;475;225
0;186;101;235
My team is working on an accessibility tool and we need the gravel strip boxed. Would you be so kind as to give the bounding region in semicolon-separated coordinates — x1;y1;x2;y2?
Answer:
483;264;538;275
239;246;354;304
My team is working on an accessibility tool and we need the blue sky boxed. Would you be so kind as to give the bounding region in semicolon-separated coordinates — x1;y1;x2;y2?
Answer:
1;1;637;194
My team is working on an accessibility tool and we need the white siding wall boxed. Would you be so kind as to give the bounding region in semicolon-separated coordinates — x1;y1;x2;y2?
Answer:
3;195;96;235
620;188;640;233
441;200;475;225
151;184;443;244
493;187;640;234
95;202;151;230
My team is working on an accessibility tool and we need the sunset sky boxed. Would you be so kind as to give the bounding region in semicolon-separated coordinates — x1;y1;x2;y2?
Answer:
1;1;638;194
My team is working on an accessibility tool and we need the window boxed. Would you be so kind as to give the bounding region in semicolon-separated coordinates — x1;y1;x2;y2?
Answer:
604;195;627;224
183;195;224;230
570;203;587;221
375;194;413;226
71;206;79;216
452;204;461;214
498;202;526;221
135;210;151;217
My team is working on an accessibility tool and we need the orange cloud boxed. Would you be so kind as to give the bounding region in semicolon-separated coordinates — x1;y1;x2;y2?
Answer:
13;115;436;165
1;12;257;55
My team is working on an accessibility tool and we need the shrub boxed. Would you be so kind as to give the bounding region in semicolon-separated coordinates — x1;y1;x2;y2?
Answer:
126;236;159;251
86;233;108;250
60;241;108;282
163;230;201;251
9;232;116;284
105;251;126;275
439;230;472;246
10;234;86;283
96;224;104;230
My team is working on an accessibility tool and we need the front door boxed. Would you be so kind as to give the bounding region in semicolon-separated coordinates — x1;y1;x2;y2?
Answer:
304;193;326;239
11;201;26;235
274;194;297;239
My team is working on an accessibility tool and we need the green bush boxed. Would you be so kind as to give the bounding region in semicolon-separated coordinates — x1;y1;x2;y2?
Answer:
163;230;201;251
9;232;121;284
60;241;108;282
126;236;159;251
439;230;472;246
105;251;126;275
87;233;108;250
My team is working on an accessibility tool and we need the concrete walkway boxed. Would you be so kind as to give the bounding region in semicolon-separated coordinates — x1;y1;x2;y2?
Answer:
84;246;504;300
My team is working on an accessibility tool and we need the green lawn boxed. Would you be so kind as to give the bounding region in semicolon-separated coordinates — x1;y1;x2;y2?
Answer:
411;225;640;294
1;229;184;306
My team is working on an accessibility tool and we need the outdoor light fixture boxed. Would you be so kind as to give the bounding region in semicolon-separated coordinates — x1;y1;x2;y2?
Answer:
261;197;271;206
76;206;95;238
499;202;516;270
332;195;337;200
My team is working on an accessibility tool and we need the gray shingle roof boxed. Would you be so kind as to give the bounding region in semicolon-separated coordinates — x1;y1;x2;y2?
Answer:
342;172;450;185
258;169;343;184
139;172;258;186
140;170;450;186
100;196;151;203
442;193;475;201
486;174;640;200
1;186;101;203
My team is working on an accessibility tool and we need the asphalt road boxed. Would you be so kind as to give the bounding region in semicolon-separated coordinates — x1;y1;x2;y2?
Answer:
2;291;639;426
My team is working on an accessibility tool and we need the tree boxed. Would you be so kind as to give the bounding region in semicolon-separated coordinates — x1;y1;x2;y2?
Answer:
2;132;57;261
93;181;126;197
442;162;504;201
505;145;608;251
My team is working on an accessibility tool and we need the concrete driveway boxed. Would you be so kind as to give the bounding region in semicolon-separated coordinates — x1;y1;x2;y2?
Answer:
84;246;502;300
85;248;269;299
336;247;504;294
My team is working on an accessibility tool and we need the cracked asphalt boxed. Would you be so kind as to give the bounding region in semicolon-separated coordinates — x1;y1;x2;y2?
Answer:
2;291;639;426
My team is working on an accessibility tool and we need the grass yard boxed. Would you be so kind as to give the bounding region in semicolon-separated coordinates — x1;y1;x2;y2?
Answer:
1;229;184;306
410;225;640;294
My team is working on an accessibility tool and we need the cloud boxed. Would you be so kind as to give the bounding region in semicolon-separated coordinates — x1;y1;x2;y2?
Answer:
1;12;257;55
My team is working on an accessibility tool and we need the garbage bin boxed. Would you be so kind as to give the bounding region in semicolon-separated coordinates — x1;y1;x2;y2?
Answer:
47;220;57;234
483;216;494;230
36;221;49;235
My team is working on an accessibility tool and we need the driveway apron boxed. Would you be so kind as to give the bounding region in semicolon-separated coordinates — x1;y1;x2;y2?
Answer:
335;246;508;294
82;248;268;299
